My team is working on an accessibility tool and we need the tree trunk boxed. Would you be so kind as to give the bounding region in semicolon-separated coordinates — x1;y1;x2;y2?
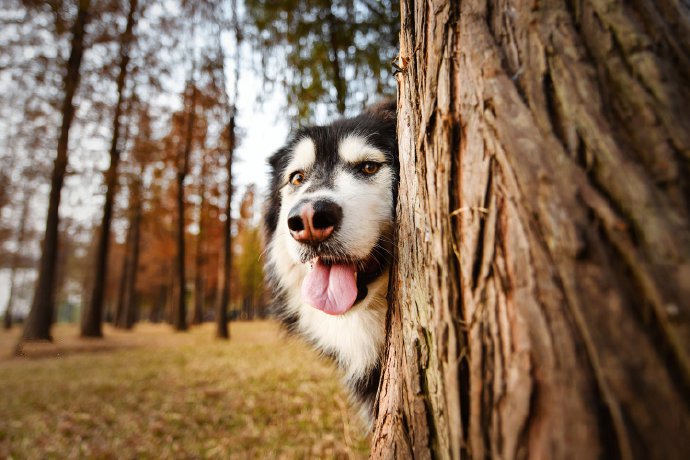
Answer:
216;5;241;339
372;1;690;459
191;159;208;325
173;83;197;332
216;114;234;339
123;175;143;329
3;190;31;330
326;8;346;115
150;284;166;323
114;220;132;327
115;170;143;329
81;0;138;338
3;271;17;330
19;0;91;343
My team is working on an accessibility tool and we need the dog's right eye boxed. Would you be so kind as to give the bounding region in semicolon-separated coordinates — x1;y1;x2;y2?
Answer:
289;171;306;186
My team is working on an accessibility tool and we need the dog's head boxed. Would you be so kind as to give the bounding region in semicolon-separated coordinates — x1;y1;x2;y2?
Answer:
264;102;397;318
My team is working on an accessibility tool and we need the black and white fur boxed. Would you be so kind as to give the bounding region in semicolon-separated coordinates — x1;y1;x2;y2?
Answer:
263;102;397;426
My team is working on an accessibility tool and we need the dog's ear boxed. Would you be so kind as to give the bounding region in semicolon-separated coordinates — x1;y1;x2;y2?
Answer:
363;99;396;122
264;145;291;235
267;144;294;177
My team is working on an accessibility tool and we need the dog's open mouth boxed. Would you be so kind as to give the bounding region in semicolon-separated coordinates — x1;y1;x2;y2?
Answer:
301;255;386;316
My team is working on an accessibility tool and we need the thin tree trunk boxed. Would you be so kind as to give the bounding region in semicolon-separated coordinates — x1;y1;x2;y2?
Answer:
174;172;188;330
123;174;143;329
19;0;91;343
372;1;690;459
114;204;134;327
150;284;166;323
216;114;234;339
166;263;175;323
115;171;142;329
3;190;31;330
3;272;18;330
326;8;346;114
216;2;241;339
173;84;197;331
191;159;208;325
81;0;138;337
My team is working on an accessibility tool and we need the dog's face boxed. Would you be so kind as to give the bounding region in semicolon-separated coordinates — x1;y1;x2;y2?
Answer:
265;105;397;320
264;104;397;424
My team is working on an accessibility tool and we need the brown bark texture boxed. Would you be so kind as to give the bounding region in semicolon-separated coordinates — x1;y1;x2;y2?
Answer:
372;1;690;459
20;0;91;342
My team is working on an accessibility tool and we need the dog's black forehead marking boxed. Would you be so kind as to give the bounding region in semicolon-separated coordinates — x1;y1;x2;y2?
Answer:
264;103;398;234
294;116;397;191
301;125;340;189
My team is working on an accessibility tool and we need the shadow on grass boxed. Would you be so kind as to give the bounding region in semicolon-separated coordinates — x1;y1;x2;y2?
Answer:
1;322;186;361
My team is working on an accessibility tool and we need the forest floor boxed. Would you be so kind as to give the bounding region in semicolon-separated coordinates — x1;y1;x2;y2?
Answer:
0;321;370;459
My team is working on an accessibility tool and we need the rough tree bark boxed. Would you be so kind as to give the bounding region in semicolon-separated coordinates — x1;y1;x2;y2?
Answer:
20;0;91;342
372;1;690;459
81;0;138;337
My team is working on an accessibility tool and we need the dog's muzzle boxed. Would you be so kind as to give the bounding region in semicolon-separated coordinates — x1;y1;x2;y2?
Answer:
287;199;342;245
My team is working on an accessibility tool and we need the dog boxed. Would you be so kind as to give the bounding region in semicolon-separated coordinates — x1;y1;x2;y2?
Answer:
263;101;398;426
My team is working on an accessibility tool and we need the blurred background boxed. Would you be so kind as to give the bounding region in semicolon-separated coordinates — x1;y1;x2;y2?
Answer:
0;0;398;457
0;0;398;330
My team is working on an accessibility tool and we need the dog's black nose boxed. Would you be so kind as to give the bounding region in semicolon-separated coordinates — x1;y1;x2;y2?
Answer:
288;200;342;244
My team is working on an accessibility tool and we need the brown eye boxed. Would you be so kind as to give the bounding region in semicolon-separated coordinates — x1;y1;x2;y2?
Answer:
360;162;381;175
290;171;305;186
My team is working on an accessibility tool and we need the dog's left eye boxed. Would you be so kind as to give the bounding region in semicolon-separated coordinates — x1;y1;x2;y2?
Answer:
289;171;306;186
358;162;381;175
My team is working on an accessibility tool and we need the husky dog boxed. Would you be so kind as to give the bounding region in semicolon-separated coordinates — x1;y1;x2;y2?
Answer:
263;101;397;426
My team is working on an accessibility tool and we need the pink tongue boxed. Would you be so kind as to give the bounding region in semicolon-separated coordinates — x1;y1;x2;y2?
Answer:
301;259;358;315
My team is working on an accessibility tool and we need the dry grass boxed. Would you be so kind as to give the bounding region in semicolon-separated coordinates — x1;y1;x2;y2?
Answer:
0;321;370;459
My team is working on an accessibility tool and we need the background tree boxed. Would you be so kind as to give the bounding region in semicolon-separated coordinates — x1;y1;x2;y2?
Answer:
373;1;690;458
233;185;265;320
215;0;242;339
216;113;235;338
190;150;210;325
2;0;399;338
244;0;400;122
20;0;92;342
3;183;34;329
113;103;155;329
135;174;178;323
81;0;139;338
172;80;199;332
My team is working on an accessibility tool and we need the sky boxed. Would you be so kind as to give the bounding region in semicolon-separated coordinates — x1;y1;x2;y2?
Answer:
229;57;289;197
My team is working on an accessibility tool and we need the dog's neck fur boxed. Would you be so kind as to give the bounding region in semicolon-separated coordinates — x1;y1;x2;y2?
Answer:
267;238;388;381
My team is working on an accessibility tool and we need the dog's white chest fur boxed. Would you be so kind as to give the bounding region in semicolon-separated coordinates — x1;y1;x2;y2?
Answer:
299;293;387;381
